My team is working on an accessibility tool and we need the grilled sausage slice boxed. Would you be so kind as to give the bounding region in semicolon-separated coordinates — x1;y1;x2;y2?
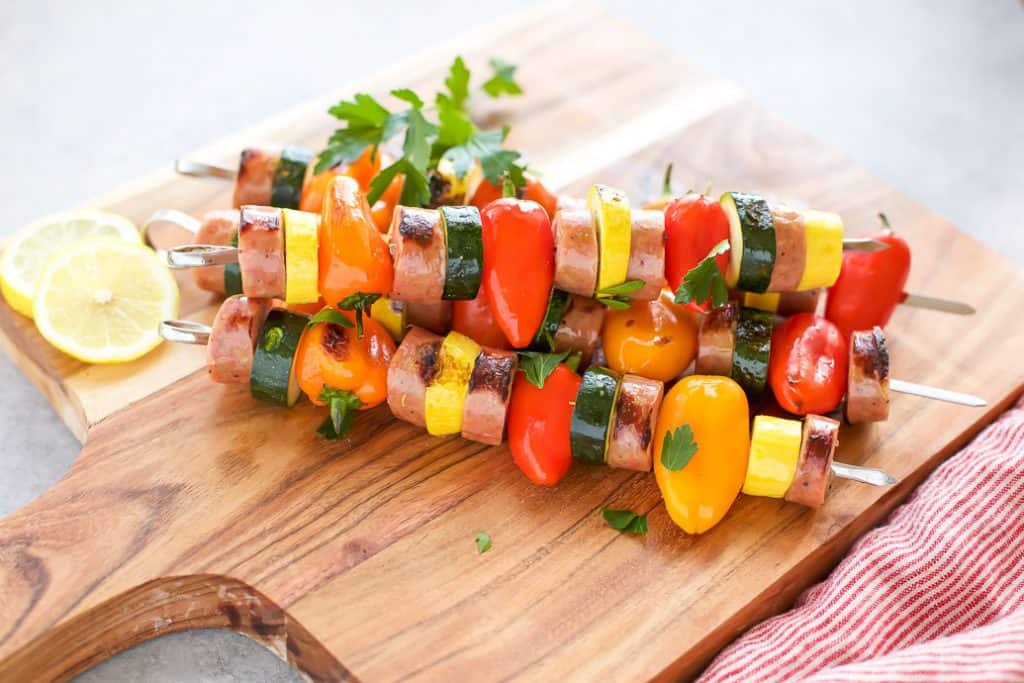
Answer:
845;326;891;424
552;294;605;365
233;146;280;207
606;374;663;471
206;295;271;383
461;348;518;445
778;289;821;316
237;205;286;298
552;209;599;297
405;300;453;335
626;210;667;300
785;414;839;507
389;206;446;302
696;302;738;376
767;204;806;292
192;210;240;293
387;326;444;428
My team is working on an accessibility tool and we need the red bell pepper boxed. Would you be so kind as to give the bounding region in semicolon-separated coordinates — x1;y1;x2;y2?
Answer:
664;193;731;312
768;313;849;415
825;219;911;339
480;198;554;347
506;365;581;486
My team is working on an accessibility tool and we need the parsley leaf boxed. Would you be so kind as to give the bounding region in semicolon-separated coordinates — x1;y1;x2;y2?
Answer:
518;349;571;389
390;88;424;109
307;307;354;329
481;57;523;97
596;279;645;309
475;531;492;554
337;292;381;339
316;93;406;173
673;239;730;309
601;507;648;534
367;157;431;207
443;56;471;111
660;424;698;471
316;386;364;440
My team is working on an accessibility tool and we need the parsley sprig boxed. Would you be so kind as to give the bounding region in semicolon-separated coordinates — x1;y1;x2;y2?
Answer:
660;424;698;471
307;307;354;329
595;279;645;310
602;507;648;534
337;292;381;339
518;348;580;389
673;239;730;309
317;386;364;440
317;56;526;208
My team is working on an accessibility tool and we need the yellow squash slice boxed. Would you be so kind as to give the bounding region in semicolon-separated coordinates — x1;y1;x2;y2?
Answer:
424;331;482;436
742;291;781;313
587;184;631;292
743;415;803;498
370;296;407;342
797;210;844;291
282;209;320;304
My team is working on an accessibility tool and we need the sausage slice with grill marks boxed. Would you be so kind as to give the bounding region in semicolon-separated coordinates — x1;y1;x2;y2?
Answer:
387;326;444;428
845;326;891;424
192;210;239;293
626;209;667;301
405;300;453;335
696;302;738;376
552;209;599;297
606;374;664;472
206;295;271;383
552;294;606;365
389;205;446;303
232;146;280;208
767;204;806;292
785;414;840;508
237;205;286;298
461;347;518;445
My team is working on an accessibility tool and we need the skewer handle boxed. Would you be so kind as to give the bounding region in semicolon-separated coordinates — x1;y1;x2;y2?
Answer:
890;378;986;407
141;209;202;248
164;245;239;269
159;320;211;345
175;159;237;180
842;237;889;253
899;292;976;315
831;461;898;486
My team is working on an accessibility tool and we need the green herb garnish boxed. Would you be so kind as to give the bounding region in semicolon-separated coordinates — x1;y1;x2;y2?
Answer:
673;239;730;309
307;307;354;329
475;531;493;554
337;292;381;339
518;348;572;389
601;507;648;534
316;386;364;440
660;424;698;471
481;58;523;97
596;279;645;309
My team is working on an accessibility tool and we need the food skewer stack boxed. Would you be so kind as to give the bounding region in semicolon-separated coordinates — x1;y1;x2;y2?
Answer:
153;143;984;535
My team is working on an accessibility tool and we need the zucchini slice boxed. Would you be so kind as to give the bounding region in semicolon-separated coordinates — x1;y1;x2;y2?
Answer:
532;287;572;351
223;230;243;296
282;209;320;304
270;146;313;210
441;205;484;300
731;307;773;398
587;184;631;291
570;366;621;465
250;309;307;407
797;209;844;290
720;192;776;293
424;331;482;436
742;415;802;498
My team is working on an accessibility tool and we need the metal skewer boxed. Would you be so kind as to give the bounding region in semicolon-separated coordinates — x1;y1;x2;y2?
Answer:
141;209;201;248
831;461;897;486
842;237;889;253
175;159;236;180
163;244;239;269
890;379;986;407
159;320;211;345
899;292;976;316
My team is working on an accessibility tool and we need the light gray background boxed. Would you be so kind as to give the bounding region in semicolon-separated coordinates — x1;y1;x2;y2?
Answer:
2;1;1021;681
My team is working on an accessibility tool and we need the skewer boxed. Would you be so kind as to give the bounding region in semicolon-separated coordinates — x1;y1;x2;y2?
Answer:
175;159;236;180
841;237;888;253
141;209;201;248
890;379;986;407
164;244;238;269
899;292;975;316
159;320;211;345
831;461;897;486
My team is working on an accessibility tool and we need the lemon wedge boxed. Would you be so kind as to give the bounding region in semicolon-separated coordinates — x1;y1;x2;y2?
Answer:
33;238;178;363
1;210;141;318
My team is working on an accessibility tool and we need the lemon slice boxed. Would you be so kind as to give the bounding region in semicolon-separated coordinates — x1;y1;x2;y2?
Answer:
33;238;178;363
1;210;141;318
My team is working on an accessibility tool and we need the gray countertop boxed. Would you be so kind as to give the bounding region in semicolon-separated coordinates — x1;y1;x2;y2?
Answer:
2;1;1021;681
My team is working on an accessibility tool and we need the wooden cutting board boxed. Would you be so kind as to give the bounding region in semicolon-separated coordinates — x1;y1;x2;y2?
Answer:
2;3;1022;681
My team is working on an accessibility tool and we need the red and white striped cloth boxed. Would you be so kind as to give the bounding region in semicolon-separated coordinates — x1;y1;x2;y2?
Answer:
699;396;1024;682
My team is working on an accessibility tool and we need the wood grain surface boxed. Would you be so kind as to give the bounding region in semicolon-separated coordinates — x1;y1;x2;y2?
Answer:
1;2;1022;681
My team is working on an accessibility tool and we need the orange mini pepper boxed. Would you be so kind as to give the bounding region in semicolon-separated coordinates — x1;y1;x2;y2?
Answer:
319;175;393;308
602;296;698;382
654;375;750;534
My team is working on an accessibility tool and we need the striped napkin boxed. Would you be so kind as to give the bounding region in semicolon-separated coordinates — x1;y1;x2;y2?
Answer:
699;396;1024;682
